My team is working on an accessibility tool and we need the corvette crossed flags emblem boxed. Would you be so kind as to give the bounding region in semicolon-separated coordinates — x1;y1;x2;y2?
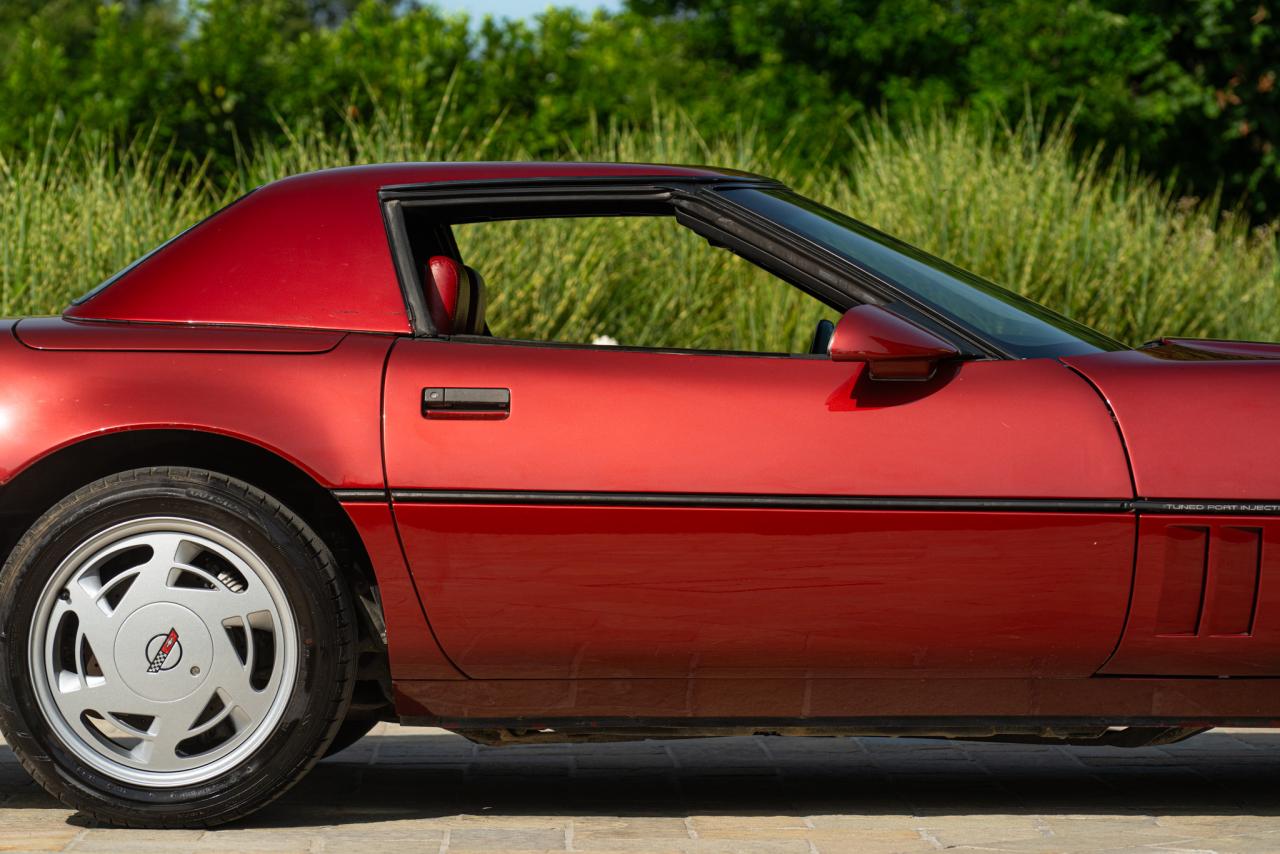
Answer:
146;628;181;673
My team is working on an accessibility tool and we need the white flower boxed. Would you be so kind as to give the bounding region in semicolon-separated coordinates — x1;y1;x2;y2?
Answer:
591;334;619;346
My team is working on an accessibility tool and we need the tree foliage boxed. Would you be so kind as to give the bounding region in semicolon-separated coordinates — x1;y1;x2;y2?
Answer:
0;0;1276;218
632;0;1278;217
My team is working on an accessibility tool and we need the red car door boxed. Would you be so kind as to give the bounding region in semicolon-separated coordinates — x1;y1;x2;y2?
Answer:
383;337;1136;680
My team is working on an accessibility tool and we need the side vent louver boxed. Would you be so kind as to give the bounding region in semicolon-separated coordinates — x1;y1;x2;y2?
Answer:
1102;517;1274;676
1154;526;1209;635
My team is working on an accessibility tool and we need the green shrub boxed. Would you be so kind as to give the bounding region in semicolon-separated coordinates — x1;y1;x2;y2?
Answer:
2;1;1276;218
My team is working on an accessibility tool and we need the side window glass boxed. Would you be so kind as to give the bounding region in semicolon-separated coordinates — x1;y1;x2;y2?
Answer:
449;215;839;354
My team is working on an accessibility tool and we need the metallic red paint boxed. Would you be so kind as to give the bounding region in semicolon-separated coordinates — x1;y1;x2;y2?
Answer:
63;163;743;333
394;676;1280;722
383;337;1136;681
339;502;464;680
828;305;959;379
1066;349;1280;500
1102;515;1280;677
15;316;344;352
0;162;1274;730
384;339;1132;497
391;503;1134;679
0;324;390;489
0;320;463;680
1158;338;1280;360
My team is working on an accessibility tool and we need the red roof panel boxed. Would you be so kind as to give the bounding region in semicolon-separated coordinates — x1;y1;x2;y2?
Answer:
66;162;741;332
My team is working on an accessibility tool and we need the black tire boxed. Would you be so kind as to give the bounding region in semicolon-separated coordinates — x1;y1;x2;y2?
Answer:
0;467;356;828
322;718;379;757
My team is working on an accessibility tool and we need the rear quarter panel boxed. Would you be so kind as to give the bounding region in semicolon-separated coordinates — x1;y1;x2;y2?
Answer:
0;323;462;680
0;325;388;488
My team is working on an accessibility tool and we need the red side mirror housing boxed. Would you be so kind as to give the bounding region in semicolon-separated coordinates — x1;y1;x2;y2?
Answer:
829;305;960;380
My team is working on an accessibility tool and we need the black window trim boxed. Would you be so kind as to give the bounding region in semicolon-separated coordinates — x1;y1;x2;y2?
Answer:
700;186;1010;358
377;177;996;359
675;187;992;358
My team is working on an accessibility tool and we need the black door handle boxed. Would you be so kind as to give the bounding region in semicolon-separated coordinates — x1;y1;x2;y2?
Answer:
422;387;510;419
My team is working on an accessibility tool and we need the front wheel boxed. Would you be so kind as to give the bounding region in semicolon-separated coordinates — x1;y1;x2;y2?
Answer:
0;467;355;828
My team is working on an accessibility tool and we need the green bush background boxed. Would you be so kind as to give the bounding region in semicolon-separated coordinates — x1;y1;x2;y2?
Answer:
4;0;1277;217
1;1;1277;345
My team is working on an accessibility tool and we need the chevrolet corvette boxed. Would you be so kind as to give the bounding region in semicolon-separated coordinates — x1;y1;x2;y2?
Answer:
0;162;1276;827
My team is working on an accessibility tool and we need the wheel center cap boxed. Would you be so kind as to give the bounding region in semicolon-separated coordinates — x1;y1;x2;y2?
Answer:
114;603;212;702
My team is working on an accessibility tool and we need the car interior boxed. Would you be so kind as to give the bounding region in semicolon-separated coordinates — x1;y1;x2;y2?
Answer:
400;206;841;356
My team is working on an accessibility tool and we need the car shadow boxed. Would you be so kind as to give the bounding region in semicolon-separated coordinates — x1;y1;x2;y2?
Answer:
5;729;1276;829
258;728;1280;828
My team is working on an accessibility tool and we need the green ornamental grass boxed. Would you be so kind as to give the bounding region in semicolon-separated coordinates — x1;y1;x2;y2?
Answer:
2;107;1276;350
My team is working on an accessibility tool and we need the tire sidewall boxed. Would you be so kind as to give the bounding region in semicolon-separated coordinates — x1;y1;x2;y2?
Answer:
0;471;350;823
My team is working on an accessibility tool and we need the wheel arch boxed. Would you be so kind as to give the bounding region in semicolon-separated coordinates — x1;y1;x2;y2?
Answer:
0;428;393;716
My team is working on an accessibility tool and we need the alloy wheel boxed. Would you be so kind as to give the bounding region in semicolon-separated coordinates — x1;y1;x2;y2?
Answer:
28;517;297;788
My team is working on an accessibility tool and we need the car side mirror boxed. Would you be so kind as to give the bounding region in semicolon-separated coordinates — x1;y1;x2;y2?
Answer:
829;305;960;380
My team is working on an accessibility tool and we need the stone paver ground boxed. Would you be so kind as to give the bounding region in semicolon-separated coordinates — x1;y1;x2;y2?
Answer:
0;726;1276;853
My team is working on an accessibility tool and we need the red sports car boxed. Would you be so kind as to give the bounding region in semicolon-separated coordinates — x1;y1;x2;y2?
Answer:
0;162;1276;827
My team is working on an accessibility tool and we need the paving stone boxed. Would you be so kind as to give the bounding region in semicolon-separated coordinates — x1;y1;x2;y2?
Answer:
0;828;81;852
447;827;567;850
69;842;201;854
808;830;937;854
